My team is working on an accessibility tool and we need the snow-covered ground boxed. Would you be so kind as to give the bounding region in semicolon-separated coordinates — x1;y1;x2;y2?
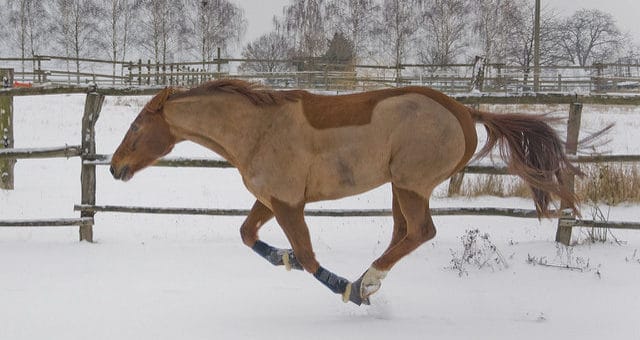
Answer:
1;94;640;340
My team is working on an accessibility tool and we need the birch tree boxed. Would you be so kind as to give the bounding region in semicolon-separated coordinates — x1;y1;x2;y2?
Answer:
419;0;469;65
282;0;327;59
99;0;142;83
54;0;101;83
141;0;186;64
186;0;246;70
7;0;49;77
325;0;379;63
472;0;522;64
377;0;423;76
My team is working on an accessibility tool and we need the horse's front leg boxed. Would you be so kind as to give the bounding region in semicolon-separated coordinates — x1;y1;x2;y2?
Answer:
240;200;303;271
270;198;367;305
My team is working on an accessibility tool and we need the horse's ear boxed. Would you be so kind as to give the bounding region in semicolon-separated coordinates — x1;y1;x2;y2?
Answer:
145;87;174;113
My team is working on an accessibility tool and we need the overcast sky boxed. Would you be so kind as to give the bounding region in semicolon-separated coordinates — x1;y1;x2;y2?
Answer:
237;0;640;45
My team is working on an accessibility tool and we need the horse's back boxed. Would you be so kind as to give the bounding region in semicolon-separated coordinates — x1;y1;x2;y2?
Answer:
301;90;473;201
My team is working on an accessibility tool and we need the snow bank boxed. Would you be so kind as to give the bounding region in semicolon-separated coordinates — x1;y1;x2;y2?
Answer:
1;94;639;340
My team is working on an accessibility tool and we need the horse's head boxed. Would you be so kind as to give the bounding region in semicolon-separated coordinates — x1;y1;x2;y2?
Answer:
110;88;177;181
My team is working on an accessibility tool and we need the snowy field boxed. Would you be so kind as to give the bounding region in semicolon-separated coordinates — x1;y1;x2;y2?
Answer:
1;94;640;340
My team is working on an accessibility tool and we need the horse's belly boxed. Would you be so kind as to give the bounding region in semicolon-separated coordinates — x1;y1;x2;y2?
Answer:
304;152;390;202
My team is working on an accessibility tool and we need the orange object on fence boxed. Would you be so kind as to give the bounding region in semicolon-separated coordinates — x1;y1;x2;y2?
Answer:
13;81;32;88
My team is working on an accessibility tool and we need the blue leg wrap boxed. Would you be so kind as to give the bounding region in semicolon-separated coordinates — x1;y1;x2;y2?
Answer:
251;240;303;270
313;266;349;294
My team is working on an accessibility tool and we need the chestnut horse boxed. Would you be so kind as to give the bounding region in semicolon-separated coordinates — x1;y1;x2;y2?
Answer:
111;80;580;305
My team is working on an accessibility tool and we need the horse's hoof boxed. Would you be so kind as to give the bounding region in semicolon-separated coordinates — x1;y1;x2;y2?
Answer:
346;267;388;305
344;277;370;306
361;279;382;297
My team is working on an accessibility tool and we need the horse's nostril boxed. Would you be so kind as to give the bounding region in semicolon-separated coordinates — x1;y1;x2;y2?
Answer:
109;165;116;176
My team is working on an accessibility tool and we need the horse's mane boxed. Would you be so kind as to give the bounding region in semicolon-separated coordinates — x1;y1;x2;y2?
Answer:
172;79;301;106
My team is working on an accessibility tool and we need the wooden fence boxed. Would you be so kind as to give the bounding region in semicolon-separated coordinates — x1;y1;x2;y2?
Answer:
1;85;640;245
2;55;640;94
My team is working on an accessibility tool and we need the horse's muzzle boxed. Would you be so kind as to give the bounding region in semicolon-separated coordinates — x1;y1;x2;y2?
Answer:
110;165;131;181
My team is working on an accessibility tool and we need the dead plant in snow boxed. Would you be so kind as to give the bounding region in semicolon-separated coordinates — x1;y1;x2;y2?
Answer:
527;244;602;278
448;229;509;277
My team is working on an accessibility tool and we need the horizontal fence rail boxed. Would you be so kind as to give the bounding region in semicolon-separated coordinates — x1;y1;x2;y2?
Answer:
81;154;640;172
0;145;81;160
559;218;640;230
0;217;93;227
4;86;640;106
3;55;640;94
74;204;564;219
85;155;234;168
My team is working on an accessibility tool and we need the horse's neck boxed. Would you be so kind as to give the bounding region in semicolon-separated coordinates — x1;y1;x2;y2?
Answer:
164;95;271;169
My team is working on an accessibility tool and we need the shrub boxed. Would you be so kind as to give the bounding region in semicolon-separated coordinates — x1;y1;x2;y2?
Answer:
448;229;509;276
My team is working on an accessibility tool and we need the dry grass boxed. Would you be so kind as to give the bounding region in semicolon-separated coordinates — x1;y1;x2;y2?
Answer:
454;163;640;206
576;164;640;205
457;175;531;198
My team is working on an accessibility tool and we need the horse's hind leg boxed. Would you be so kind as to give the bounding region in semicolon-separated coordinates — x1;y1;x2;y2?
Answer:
349;186;435;304
374;186;435;269
387;184;408;250
240;200;302;270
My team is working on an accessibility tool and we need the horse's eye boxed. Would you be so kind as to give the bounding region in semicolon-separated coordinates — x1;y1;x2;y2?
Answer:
130;124;139;132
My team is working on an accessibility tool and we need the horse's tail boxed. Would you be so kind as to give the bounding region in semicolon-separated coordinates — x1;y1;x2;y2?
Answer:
468;109;582;218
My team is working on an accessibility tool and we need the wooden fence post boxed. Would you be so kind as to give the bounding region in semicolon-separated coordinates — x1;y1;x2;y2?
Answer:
555;102;582;245
470;56;486;92
155;62;160;85
217;47;221;75
1;69;15;190
593;63;605;93
127;61;133;85
146;60;152;85
80;88;105;242
557;74;562;92
36;57;43;83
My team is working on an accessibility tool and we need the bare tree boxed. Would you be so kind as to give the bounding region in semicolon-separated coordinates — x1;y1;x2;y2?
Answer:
98;0;142;84
502;1;562;81
240;21;293;73
471;0;522;64
54;0;101;83
557;8;624;66
140;0;186;64
282;0;327;59
325;0;379;63
419;0;469;65
0;2;8;57
7;0;49;77
376;0;423;77
69;0;101;82
186;0;246;70
54;0;73;81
